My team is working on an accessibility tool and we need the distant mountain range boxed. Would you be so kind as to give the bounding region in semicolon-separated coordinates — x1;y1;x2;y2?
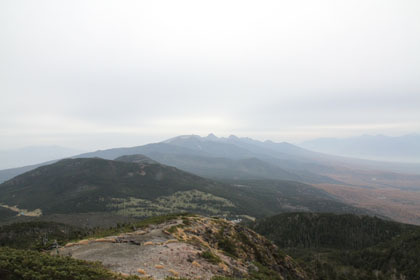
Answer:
301;134;420;163
1;134;420;189
2;134;420;185
0;134;331;184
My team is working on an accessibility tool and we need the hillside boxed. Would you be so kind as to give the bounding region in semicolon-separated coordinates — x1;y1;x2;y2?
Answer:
218;180;373;216
0;158;241;218
0;206;16;220
0;247;136;280
251;213;420;280
0;157;370;225
0;162;48;184
115;154;159;164
130;153;303;182
0;221;86;250
339;227;420;280
251;212;416;250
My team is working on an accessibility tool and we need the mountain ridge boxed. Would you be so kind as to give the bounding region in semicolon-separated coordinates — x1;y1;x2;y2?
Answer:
2;134;420;185
0;156;373;224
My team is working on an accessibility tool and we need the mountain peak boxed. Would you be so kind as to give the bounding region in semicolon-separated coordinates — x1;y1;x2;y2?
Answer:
206;133;218;140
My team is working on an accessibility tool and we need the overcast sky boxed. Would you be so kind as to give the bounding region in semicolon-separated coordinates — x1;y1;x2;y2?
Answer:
1;0;419;150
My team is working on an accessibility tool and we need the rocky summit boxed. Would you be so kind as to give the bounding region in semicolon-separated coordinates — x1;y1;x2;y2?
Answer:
56;215;307;280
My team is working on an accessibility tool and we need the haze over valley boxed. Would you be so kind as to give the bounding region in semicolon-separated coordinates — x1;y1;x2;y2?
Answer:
302;133;420;163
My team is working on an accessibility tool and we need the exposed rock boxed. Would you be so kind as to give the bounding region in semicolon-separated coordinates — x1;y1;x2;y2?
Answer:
57;215;308;280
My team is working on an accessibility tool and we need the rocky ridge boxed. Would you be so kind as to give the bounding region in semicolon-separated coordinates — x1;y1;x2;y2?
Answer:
57;215;307;280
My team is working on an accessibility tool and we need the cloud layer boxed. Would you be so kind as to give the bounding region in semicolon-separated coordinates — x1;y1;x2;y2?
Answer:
1;0;419;149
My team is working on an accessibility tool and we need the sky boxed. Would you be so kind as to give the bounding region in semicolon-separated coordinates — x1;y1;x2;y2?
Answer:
1;0;420;150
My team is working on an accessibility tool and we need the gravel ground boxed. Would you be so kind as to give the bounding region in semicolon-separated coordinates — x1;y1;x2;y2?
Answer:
57;219;222;279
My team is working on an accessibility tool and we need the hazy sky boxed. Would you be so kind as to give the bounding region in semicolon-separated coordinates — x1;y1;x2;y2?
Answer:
1;0;419;150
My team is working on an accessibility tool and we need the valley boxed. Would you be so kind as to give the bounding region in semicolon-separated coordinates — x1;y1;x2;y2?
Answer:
315;184;420;225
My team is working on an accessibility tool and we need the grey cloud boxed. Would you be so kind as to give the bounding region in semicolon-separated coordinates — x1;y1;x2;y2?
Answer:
1;0;419;148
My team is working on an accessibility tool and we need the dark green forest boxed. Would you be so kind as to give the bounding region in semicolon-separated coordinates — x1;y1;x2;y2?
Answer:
0;247;139;280
251;212;420;280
